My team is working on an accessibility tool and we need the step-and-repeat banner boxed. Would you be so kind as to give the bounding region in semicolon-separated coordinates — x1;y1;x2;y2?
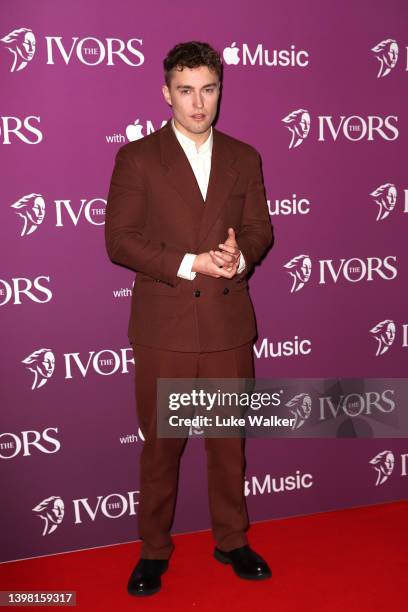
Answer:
1;0;407;563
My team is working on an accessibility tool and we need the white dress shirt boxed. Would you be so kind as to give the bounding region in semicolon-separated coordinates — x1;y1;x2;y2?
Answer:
171;119;246;280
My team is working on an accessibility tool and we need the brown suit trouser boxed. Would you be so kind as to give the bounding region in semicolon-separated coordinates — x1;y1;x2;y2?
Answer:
132;341;254;560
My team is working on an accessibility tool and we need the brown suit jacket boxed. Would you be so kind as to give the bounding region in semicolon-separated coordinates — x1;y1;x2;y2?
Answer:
105;119;273;352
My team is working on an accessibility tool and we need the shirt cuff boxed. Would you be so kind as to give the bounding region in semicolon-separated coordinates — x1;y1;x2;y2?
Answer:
177;253;197;280
237;251;246;273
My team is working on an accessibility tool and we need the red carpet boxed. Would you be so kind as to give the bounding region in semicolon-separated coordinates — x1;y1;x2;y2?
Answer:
1;501;406;611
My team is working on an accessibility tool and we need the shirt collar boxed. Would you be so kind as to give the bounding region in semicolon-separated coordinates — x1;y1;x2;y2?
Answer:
171;118;213;157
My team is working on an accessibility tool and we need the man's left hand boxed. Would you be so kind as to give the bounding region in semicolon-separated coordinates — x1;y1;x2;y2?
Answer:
209;228;241;273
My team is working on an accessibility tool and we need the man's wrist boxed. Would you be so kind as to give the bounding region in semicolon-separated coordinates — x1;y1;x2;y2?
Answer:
177;253;197;280
191;254;198;273
237;250;246;273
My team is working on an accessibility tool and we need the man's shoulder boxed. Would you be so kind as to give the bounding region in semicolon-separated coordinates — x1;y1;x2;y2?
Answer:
215;127;261;161
114;124;164;163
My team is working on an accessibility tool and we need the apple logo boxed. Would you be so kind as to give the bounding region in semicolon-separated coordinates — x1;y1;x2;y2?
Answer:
126;119;144;142
244;478;250;496
223;42;240;65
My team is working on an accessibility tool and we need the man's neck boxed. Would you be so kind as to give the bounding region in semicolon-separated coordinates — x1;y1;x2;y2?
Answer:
172;118;212;151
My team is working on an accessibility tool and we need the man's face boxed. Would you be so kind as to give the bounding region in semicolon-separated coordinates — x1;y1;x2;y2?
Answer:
162;65;220;138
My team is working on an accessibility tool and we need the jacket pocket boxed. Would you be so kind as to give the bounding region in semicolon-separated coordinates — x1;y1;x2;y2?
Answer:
137;276;181;296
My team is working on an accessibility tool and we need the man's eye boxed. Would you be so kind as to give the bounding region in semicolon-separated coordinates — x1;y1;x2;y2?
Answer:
181;90;190;95
205;88;214;93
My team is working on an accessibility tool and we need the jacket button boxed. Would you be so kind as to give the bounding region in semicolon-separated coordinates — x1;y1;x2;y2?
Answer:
194;289;201;297
223;287;229;295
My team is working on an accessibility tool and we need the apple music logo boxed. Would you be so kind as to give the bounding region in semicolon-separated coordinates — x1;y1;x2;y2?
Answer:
222;42;309;67
105;118;168;144
126;119;144;141
223;42;240;65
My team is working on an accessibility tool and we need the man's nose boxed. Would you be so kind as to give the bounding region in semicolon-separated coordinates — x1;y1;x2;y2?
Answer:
193;93;204;108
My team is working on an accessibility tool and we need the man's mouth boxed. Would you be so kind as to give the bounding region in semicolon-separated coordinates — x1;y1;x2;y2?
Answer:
192;114;206;120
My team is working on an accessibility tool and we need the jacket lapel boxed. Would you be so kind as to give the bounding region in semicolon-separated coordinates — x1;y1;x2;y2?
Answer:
197;126;238;247
159;119;239;248
159;120;205;215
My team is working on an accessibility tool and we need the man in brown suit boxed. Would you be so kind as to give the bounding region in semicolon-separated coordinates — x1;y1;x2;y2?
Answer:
105;41;273;596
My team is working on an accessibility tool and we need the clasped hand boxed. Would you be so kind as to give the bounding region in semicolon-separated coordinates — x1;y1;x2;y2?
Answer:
192;228;241;278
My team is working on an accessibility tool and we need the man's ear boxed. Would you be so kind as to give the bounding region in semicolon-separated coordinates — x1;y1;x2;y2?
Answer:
162;84;172;106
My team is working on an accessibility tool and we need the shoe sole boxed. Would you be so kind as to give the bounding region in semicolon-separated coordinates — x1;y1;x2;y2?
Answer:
213;549;272;581
128;586;161;597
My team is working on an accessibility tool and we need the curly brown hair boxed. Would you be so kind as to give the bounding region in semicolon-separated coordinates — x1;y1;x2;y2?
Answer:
163;41;222;87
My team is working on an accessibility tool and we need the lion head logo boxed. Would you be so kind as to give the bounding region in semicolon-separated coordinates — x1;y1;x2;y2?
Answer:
371;39;398;78
286;393;312;430
1;28;36;72
22;348;55;390
370;183;397;221
11;194;45;236
32;496;65;535
284;254;312;293
369;450;394;485
282;109;310;149
370;320;396;356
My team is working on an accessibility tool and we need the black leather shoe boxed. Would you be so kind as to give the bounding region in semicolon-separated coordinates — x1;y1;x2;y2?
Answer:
214;545;272;580
127;558;169;596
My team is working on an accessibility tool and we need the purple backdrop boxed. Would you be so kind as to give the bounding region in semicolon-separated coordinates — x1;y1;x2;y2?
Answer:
1;0;407;563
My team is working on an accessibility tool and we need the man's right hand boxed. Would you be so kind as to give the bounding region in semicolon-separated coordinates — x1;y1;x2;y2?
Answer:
192;252;238;278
